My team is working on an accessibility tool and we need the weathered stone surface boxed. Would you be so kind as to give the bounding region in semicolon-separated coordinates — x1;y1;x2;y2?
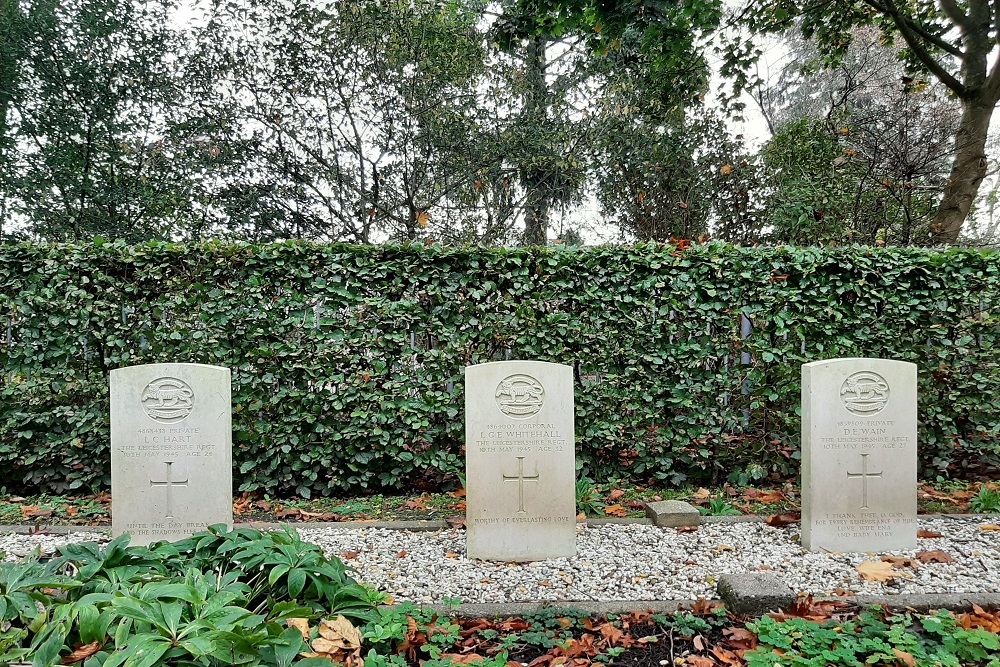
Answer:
465;361;576;561
717;573;795;615
111;363;232;545
643;500;701;527
801;358;918;552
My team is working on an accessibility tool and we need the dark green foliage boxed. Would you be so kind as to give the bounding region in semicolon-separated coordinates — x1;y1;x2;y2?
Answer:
0;526;379;666
747;609;1000;667
1;241;998;496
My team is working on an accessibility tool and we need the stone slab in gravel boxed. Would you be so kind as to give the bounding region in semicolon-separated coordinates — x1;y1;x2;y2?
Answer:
717;573;796;615
3;518;997;606
643;500;701;527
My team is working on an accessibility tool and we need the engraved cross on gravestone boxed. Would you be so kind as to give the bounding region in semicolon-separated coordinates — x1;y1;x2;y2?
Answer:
149;461;189;519
502;457;539;513
846;453;882;510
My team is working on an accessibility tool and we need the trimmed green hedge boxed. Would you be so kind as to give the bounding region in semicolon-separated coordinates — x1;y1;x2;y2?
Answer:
1;242;998;496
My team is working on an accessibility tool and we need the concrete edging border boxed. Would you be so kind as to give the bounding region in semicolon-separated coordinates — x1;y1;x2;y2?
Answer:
0;513;992;535
389;592;1000;618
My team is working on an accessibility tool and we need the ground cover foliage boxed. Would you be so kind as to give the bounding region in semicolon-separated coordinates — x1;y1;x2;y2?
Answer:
0;526;383;665
3;482;997;527
1;242;998;497
2;526;999;667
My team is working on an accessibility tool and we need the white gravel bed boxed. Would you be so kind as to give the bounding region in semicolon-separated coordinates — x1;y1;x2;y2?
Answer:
299;518;999;602
2;519;997;602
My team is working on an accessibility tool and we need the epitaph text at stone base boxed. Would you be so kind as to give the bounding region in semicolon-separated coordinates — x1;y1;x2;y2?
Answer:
465;361;576;561
111;363;233;545
801;358;917;552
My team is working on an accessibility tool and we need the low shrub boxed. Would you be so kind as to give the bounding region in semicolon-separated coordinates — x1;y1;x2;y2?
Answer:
2;242;998;496
0;526;382;666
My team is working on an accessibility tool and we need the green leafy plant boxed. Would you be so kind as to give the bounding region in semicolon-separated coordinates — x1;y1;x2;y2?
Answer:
0;526;381;666
699;499;742;516
575;479;605;516
747;609;1000;667
970;485;1000;513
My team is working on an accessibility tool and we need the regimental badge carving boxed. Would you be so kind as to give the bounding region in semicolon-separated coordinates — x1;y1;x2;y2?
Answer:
840;371;890;415
495;374;544;418
141;377;195;423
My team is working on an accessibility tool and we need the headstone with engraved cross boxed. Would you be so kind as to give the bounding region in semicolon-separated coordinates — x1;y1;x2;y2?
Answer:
465;361;576;561
111;363;233;545
801;358;917;552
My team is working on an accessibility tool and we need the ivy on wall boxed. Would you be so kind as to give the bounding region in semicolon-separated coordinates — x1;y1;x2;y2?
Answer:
1;242;997;496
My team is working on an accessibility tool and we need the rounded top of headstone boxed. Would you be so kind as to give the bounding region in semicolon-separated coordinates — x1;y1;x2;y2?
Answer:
464;360;572;371
111;363;231;378
801;357;916;370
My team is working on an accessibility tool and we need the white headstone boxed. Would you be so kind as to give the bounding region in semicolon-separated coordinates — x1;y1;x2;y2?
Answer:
465;361;576;561
801;358;917;552
111;363;233;545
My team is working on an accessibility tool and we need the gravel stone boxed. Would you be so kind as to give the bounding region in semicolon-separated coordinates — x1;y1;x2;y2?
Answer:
2;518;997;603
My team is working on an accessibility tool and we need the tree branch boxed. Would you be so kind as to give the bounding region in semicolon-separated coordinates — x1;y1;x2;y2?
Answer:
863;0;963;57
939;0;974;29
863;0;967;96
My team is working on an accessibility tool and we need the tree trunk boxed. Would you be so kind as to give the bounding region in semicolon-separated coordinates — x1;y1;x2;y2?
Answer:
931;99;994;244
522;36;548;246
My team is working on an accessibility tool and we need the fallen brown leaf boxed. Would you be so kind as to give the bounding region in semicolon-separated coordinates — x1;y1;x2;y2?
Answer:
287;617;310;639
743;489;785;504
765;513;800;527
61;641;101;665
882;556;920;569
769;595;850;622
722;627;758;651
684;658;715;667
607;489;625;502
597;622;626;646
340;550;359;560
917;529;943;539
916;550;954;564
439;654;486;665
21;506;53;519
857;560;907;582
403;497;429;511
980;524;1000;532
893;649;917;667
711;646;742;666
603;504;627;518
